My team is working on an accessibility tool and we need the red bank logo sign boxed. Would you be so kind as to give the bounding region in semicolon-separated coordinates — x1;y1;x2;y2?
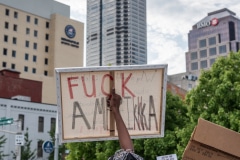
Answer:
197;18;219;29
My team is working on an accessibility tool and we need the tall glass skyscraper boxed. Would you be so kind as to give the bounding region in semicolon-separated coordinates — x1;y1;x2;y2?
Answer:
86;0;147;66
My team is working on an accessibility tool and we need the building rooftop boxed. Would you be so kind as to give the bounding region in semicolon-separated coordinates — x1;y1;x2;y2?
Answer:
0;0;70;19
208;8;236;16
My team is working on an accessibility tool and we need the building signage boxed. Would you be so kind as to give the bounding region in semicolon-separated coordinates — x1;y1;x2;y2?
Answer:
197;18;219;29
61;25;79;48
65;25;76;38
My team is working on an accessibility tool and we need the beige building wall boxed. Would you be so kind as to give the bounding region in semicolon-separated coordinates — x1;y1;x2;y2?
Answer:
0;3;84;104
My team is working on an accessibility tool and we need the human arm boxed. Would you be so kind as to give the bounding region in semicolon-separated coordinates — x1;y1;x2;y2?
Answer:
110;89;134;151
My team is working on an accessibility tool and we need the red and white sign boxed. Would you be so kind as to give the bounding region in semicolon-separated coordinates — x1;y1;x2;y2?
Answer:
55;65;168;143
197;18;219;29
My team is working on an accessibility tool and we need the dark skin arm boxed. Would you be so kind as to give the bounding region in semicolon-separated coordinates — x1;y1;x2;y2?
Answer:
110;89;134;151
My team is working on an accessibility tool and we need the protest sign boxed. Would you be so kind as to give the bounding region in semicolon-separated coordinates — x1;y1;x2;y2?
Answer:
55;65;167;143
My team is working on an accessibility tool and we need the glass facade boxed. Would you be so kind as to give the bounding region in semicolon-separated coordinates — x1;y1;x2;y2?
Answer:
86;0;147;66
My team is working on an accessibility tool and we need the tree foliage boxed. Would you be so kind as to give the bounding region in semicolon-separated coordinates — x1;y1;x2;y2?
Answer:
142;91;190;159
0;135;8;160
186;51;240;132
48;127;66;160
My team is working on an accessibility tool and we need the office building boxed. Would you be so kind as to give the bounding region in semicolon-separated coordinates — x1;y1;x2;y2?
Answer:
0;0;84;104
169;8;240;91
186;8;240;76
0;69;57;160
86;0;147;66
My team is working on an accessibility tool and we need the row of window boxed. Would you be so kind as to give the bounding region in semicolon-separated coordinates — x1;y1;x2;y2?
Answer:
5;8;50;28
3;49;48;64
191;45;227;60
5;22;50;40
3;35;49;52
191;58;216;70
199;36;218;48
19;114;55;157
2;62;48;76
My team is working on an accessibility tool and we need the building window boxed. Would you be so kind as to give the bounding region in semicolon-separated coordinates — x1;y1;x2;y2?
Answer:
26;15;30;22
32;68;36;74
3;48;7;55
13;24;17;31
199;39;206;48
50;118;56;131
200;49;207;58
2;62;7;67
38;117;44;132
11;63;15;69
219;45;227;54
191;62;198;70
25;41;29;47
190;52;197;60
33;43;37;50
34;18;38;25
37;141;43;158
18;114;24;131
34;30;38;37
33;55;37;62
26;28;30;34
200;60;207;69
14;11;18;18
188;84;192;91
44;58;48;65
24;66;28;72
12;50;16;57
46;22;49;28
229;21;236;41
210;58;215;66
5;9;9;16
4;35;8;42
45;34;49;40
5;22;9;29
44;70;48;76
25;53;29;60
209;47;216;56
45;46;49;52
208;37;216;46
13;37;17;44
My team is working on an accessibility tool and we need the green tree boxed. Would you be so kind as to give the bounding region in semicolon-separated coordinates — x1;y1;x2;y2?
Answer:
48;127;66;160
0;135;8;160
142;91;190;159
66;141;98;160
12;128;36;160
186;51;240;131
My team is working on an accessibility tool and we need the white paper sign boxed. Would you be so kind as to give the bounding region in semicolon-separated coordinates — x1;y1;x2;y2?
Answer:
156;154;177;160
15;135;24;146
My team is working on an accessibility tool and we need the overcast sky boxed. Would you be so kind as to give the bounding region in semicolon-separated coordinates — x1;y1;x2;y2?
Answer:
55;0;240;75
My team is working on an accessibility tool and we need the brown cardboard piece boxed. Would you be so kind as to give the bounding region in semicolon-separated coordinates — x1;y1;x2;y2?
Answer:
182;118;240;160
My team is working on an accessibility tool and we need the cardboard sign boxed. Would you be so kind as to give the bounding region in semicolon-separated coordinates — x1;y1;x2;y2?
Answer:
55;65;167;143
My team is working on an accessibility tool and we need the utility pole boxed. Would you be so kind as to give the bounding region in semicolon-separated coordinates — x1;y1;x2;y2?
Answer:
54;113;59;160
0;118;22;160
16;120;22;160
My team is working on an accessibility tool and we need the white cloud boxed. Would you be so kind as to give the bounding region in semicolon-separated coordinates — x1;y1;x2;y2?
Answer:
55;0;240;75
